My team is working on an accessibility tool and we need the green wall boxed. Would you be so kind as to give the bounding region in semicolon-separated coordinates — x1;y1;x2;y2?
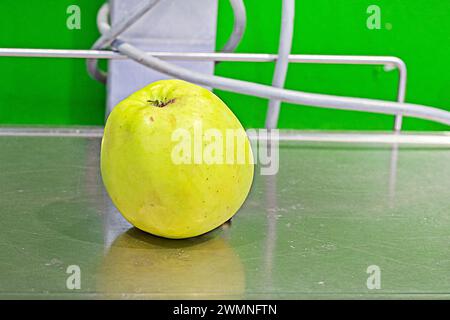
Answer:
0;0;449;130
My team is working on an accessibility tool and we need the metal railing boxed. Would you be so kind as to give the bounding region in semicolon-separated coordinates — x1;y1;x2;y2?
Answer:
0;0;448;131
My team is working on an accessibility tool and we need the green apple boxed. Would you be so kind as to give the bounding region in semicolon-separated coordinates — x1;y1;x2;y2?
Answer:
101;79;254;239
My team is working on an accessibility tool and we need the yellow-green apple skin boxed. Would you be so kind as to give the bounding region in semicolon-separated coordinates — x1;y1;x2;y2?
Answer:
101;79;254;239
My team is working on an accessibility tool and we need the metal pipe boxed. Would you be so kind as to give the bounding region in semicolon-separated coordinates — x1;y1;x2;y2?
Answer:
0;48;413;127
87;0;163;83
93;0;162;51
394;59;407;131
0;0;418;130
86;3;111;83
220;0;247;53
247;131;450;145
89;0;247;81
2;2;440;127
265;0;295;129
96;2;111;35
1;127;449;145
13;0;436;125
0;48;407;66
115;39;450;126
78;0;407;135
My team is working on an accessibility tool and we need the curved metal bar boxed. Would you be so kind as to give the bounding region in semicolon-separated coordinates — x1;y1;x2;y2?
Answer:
82;0;408;125
220;0;247;53
96;2;111;35
265;0;295;129
2;1;443;127
87;0;163;83
0;49;410;122
114;39;450;126
86;1;450;126
89;0;247;82
0;49;409;123
86;3;111;83
92;0;162;51
394;59;407;131
88;0;410;130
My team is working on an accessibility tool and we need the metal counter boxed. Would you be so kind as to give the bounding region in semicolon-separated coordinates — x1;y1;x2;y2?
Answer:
0;128;449;299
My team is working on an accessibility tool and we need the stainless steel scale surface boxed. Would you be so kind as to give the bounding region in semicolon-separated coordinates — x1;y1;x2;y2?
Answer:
1;128;449;299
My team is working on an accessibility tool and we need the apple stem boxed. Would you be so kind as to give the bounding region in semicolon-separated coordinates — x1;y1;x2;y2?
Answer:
148;99;176;108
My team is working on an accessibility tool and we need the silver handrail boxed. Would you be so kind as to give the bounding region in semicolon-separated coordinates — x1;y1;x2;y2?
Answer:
0;49;408;126
101;1;429;128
